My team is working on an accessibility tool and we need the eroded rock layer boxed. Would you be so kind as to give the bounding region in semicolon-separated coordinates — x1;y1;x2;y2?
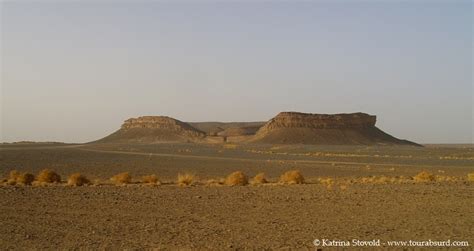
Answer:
252;112;418;145
121;116;205;138
258;112;376;131
97;116;205;143
95;112;419;146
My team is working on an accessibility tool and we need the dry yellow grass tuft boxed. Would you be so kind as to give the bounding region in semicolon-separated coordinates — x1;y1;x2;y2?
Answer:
7;170;35;185
7;170;20;185
67;173;91;186
178;173;196;186
279;170;305;184
17;173;35;185
225;171;248;186
9;170;20;180
142;174;160;185
37;169;61;183
467;173;474;182
251;173;268;185
413;171;435;182
110;172;132;185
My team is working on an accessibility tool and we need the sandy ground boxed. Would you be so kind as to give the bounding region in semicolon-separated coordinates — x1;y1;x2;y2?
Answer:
0;143;473;249
0;183;473;250
1;143;473;180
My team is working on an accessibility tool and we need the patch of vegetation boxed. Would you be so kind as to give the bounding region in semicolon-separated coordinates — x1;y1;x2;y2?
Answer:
37;169;61;183
178;173;196;186
67;173;91;186
279;170;305;184
7;170;35;185
225;171;248;186
251;173;268;185
142;174;160;185
111;172;132;185
413;171;435;182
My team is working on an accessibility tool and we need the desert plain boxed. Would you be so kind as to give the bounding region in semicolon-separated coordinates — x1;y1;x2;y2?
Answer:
0;142;473;250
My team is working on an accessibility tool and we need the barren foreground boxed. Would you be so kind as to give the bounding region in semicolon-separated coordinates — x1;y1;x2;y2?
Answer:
1;183;472;250
0;143;473;249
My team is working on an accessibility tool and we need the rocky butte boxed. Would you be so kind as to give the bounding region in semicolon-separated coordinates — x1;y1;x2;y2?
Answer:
258;112;376;130
251;112;418;145
97;116;206;143
96;112;419;146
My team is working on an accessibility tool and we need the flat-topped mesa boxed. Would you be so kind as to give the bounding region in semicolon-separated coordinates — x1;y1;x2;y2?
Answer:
96;112;419;145
260;112;376;131
121;116;205;135
252;111;419;145
121;116;205;138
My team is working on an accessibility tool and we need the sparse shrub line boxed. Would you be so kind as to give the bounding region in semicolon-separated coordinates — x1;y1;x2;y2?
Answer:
225;171;248;186
178;173;196;186
142;174;161;185
36;169;62;185
111;172;132;185
2;169;471;188
7;170;35;186
279;170;305;184
251;173;268;185
67;173;91;187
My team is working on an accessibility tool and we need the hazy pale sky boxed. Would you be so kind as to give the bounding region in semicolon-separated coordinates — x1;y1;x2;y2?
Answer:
1;1;472;144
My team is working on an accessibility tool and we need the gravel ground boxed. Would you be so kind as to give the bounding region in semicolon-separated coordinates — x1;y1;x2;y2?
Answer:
0;183;472;250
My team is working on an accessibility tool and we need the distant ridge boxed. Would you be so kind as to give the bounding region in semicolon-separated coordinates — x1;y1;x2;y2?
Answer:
95;112;420;146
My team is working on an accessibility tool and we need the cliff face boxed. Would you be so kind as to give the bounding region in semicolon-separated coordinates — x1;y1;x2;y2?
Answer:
253;112;418;145
95;112;418;146
97;116;205;143
257;112;376;132
121;116;205;138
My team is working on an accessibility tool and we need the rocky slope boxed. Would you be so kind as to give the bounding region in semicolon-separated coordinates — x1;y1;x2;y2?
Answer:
258;112;376;130
251;112;419;145
95;112;418;145
188;122;265;136
217;126;262;137
96;116;206;143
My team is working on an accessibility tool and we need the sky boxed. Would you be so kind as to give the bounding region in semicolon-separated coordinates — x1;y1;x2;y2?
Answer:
1;0;472;144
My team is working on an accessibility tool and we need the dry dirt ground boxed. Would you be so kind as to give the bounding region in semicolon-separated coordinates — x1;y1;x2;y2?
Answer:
0;143;473;249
